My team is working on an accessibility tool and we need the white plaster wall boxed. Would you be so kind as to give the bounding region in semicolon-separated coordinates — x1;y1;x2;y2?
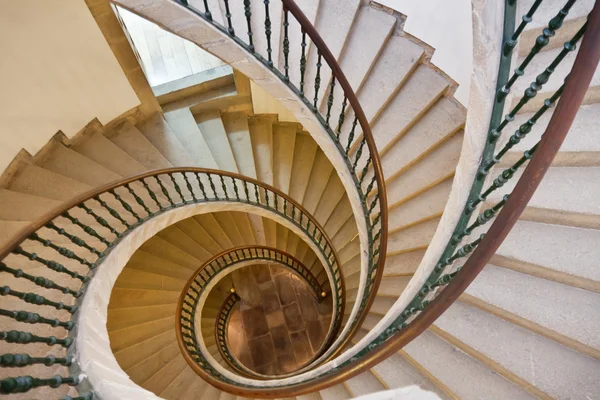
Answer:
0;1;140;174
376;0;473;106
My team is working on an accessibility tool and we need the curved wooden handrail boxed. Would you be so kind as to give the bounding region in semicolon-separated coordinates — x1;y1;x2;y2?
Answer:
280;0;388;357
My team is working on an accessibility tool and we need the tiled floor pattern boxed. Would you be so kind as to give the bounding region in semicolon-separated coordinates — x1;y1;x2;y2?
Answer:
226;265;333;376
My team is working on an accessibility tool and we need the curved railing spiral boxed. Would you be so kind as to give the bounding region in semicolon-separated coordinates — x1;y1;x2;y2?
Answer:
0;168;343;397
181;246;327;378
108;0;599;397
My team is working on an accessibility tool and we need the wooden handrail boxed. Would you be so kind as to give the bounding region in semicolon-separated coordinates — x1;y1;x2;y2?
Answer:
280;0;388;358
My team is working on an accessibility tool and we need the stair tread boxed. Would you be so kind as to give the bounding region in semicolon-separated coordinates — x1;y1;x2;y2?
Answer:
301;150;334;214
319;383;352;400
373;352;451;399
196;111;239;173
37;143;122;186
406;329;535;400
289;133;318;203
505;102;600;156
160;366;199;400
387;217;439;255
248;116;275;186
322;6;396;124
368;65;449;153
435;302;600;399
498;219;600;282
137;114;195;167
142;353;188;395
109;121;173;170
164;108;219;168
0;189;62;221
272;123;297;194
345;370;386;396
125;340;180;384
222;111;257;179
70;131;147;177
467;264;600;350
489;166;600;217
8;163;92;201
302;0;361;106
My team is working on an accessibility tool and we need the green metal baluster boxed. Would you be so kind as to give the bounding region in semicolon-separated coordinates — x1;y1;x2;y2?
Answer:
368;193;379;214
345;116;358;155
243;180;250;202
463;195;509;238
232;177;240;200
503;0;544;55
244;0;254;51
109;189;142;223
155;176;175;207
434;234;485;273
62;211;111;247
264;187;270;207
336;96;348;138
93;195;132;229
169;173;185;203
202;0;212;21
26;233;95;269
300;29;307;95
0;353;72;367
313;52;322;110
77;203;121;238
196;173;208;199
360;156;372;185
254;183;260;203
125;183;152;216
209;174;218;199
0;263;80;297
0;375;79;395
0;330;72;348
274;192;279;212
219;175;229;200
353;137;366;172
497;0;577;101
141;178;162;209
484;85;563;173
326;77;336;124
183;173;198;202
223;0;235;36
283;7;290;80
45;222;102;257
264;0;273;67
13;246;89;281
0;309;73;330
1;286;77;313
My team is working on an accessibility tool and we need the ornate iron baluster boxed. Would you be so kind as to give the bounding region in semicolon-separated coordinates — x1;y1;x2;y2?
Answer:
264;0;273;67
244;0;254;51
183;173;198;202
26;233;94;269
336;96;348;138
77;203;121;238
503;0;544;55
93;195;132;229
326;77;336;124
0;263;80;297
497;0;578;101
202;0;212;21
313;52;323;110
154;176;175;207
0;330;72;348
223;0;235;36
0;353;72;367
0;309;73;330
109;189;142;223
283;7;290;80
125;183;152;216
300;29;307;95
141;178;162;209
1;286;77;313
13;246;89;281
62;211;111;247
169;173;185;203
45;222;102;257
0;375;79;394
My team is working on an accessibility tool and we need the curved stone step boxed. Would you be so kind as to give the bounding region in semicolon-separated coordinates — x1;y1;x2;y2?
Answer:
434;301;600;399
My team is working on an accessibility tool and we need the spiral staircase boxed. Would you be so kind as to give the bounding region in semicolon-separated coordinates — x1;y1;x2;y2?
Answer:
1;0;600;399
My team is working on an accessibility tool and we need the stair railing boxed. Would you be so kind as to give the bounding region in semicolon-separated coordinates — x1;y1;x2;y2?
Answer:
164;0;389;357
181;246;329;378
0;167;343;398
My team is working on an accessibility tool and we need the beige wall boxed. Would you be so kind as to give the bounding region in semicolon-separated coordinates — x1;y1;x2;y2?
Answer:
0;0;140;173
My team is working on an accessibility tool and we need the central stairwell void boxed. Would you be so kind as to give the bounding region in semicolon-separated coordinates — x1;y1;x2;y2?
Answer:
0;0;599;399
